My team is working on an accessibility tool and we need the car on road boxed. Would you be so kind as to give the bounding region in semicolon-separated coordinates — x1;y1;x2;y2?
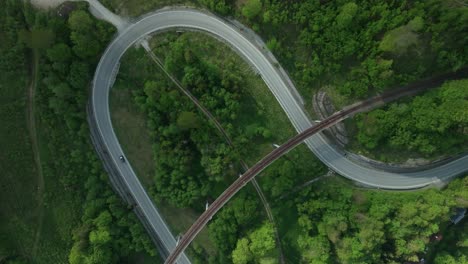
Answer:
119;155;125;162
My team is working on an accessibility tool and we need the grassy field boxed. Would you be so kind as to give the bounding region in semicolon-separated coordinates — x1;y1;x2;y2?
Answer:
0;48;78;263
110;88;155;187
110;85;217;257
33;100;83;263
0;59;39;261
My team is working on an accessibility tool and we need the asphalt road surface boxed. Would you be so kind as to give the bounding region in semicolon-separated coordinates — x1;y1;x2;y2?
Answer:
163;70;468;263
91;8;468;263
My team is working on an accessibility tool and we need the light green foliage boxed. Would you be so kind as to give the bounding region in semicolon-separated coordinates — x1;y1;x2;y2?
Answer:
266;37;280;52
231;222;277;263
436;254;468;264
295;177;467;263
430;198;468;263
232;238;252;264
249;222;276;257
297;235;331;264
258;257;277;264
336;2;358;28
242;0;262;20
68;10;93;31
255;0;466;105
379;24;419;54
209;192;261;256
356;79;468;155
408;16;424;31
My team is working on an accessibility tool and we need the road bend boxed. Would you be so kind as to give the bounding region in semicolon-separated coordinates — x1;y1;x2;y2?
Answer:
90;6;468;263
164;69;468;263
142;41;285;263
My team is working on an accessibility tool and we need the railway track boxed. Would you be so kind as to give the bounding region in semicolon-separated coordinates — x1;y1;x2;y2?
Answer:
164;69;468;263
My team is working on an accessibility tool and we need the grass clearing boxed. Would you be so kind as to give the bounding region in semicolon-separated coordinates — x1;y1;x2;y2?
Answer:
33;115;82;263
0;52;39;261
110;79;216;256
0;50;77;263
157;202;217;256
32;54;85;263
110;88;155;187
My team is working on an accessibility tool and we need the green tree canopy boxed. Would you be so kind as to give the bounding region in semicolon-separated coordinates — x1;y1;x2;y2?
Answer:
242;0;262;20
248;222;276;257
232;238;252;264
336;2;358;28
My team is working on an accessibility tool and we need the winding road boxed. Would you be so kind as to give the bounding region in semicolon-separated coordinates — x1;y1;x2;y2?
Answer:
164;70;468;263
89;6;468;263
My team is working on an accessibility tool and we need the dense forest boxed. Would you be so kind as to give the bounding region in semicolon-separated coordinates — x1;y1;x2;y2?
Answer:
124;33;281;208
108;1;468;263
222;0;468;98
1;0;467;264
290;177;467;263
354;79;468;160
113;32;467;264
36;5;158;264
173;0;468;161
98;0;468;159
232;0;468;160
112;32;318;262
1;1;157;263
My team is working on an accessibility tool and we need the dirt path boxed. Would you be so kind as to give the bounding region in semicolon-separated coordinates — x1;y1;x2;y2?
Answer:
27;50;45;258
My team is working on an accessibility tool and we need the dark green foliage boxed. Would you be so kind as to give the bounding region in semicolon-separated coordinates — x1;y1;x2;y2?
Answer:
177;111;201;130
112;30;288;261
208;192;261;258
355;79;468;156
260;160;296;199
431;221;468;264
0;0;37;261
27;6;157;264
114;32;328;262
68;10;114;59
253;0;467;101
200;0;232;15
242;0;262;20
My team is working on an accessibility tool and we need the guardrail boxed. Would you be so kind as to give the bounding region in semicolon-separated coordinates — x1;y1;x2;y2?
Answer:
86;101;170;259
